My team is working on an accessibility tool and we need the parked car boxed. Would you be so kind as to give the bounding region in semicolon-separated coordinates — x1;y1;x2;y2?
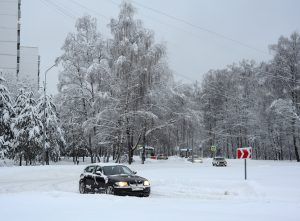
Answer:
187;155;203;163
212;157;227;166
79;163;151;197
157;154;168;160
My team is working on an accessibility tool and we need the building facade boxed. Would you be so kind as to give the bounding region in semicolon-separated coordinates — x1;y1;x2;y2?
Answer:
19;46;40;91
0;0;40;95
0;0;20;75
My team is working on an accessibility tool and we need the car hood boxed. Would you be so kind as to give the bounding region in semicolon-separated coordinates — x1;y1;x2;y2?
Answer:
107;174;147;182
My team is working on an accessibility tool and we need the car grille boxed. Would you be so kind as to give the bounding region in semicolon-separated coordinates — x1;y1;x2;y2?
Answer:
129;180;143;185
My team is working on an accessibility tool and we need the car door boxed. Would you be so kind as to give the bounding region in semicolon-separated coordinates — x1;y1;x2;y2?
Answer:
92;166;106;190
84;166;96;189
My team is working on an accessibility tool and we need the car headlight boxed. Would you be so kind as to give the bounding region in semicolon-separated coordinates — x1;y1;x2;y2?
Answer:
115;181;128;187
143;180;150;186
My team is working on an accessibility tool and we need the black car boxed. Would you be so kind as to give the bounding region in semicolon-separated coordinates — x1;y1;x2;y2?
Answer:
79;163;151;197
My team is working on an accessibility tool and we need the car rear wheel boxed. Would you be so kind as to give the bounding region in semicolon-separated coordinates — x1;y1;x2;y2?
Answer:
79;181;87;194
105;186;115;195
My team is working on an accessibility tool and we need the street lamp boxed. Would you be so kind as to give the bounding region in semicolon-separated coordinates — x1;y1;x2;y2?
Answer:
43;58;60;165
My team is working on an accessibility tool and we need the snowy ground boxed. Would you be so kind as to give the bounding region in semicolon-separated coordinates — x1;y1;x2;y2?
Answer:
0;157;300;221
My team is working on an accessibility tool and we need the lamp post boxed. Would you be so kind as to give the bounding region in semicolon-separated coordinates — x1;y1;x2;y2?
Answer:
43;58;60;165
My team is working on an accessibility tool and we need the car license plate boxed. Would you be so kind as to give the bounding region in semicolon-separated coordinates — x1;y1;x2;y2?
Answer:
132;186;143;191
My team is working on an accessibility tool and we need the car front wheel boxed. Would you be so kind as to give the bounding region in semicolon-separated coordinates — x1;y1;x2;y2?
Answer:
105;186;115;195
79;181;87;194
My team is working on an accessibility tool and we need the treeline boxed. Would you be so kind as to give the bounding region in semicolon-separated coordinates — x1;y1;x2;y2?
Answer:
1;2;299;165
56;2;300;163
55;2;300;163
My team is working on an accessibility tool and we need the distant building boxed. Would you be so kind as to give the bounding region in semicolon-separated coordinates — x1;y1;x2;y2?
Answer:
19;46;40;91
0;0;20;75
0;0;40;95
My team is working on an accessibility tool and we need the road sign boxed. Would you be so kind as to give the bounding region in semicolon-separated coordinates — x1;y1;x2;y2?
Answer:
236;147;252;180
237;147;252;159
210;146;217;152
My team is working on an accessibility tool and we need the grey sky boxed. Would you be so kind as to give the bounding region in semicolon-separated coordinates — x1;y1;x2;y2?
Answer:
21;0;300;95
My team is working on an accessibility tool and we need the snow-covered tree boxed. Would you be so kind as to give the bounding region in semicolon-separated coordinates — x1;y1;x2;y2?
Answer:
12;90;43;166
58;15;107;163
269;32;300;161
0;76;15;158
106;1;169;164
36;95;65;165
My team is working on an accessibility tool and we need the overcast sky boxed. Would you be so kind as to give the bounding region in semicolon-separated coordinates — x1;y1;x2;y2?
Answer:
21;0;300;95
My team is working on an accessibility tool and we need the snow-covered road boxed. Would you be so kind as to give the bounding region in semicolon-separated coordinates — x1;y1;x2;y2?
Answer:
1;157;300;221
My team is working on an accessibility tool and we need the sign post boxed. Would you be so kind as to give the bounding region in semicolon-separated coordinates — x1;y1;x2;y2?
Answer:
244;159;247;180
237;147;252;180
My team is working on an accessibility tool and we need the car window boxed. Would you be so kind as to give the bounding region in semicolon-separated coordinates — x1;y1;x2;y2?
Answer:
102;165;134;176
84;166;95;173
95;166;102;174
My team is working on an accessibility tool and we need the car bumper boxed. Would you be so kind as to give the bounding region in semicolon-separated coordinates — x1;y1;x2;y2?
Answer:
215;163;227;166
114;186;151;197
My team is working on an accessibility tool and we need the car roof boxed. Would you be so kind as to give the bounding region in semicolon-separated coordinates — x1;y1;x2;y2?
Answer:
84;163;124;168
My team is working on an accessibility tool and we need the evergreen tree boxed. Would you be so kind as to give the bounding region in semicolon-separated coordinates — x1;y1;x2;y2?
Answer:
36;95;65;164
12;90;43;166
0;76;14;158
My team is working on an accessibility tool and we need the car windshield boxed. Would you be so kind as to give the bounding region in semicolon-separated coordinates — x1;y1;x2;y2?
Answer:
102;165;134;176
215;157;225;160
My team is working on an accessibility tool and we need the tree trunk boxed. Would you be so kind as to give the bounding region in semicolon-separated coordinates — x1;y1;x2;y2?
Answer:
45;150;49;165
19;154;22;166
141;128;146;164
88;135;93;163
293;133;300;162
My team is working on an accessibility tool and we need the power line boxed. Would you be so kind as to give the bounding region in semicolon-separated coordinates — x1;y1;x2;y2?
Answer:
67;0;109;21
39;0;300;93
0;13;17;17
0;0;17;3
0;53;17;56
39;0;76;21
46;0;77;19
0;40;17;43
0;26;16;30
51;0;80;19
0;67;16;70
128;0;269;55
105;0;268;55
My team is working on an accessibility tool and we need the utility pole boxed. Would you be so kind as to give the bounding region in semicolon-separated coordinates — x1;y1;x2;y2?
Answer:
43;59;59;165
16;0;21;77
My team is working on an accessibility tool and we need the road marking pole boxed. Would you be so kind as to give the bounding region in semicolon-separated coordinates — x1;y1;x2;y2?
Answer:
244;159;247;180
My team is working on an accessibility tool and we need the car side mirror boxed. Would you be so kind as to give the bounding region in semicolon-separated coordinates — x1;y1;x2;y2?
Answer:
95;171;102;176
133;171;137;174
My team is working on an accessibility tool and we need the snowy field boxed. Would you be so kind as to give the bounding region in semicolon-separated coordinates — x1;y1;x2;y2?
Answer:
0;157;300;221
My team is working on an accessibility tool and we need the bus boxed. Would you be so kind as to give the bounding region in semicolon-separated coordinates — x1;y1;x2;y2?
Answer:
137;146;155;159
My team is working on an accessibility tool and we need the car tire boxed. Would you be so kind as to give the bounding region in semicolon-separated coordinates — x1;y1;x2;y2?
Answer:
79;181;87;194
143;193;150;197
105;186;115;195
